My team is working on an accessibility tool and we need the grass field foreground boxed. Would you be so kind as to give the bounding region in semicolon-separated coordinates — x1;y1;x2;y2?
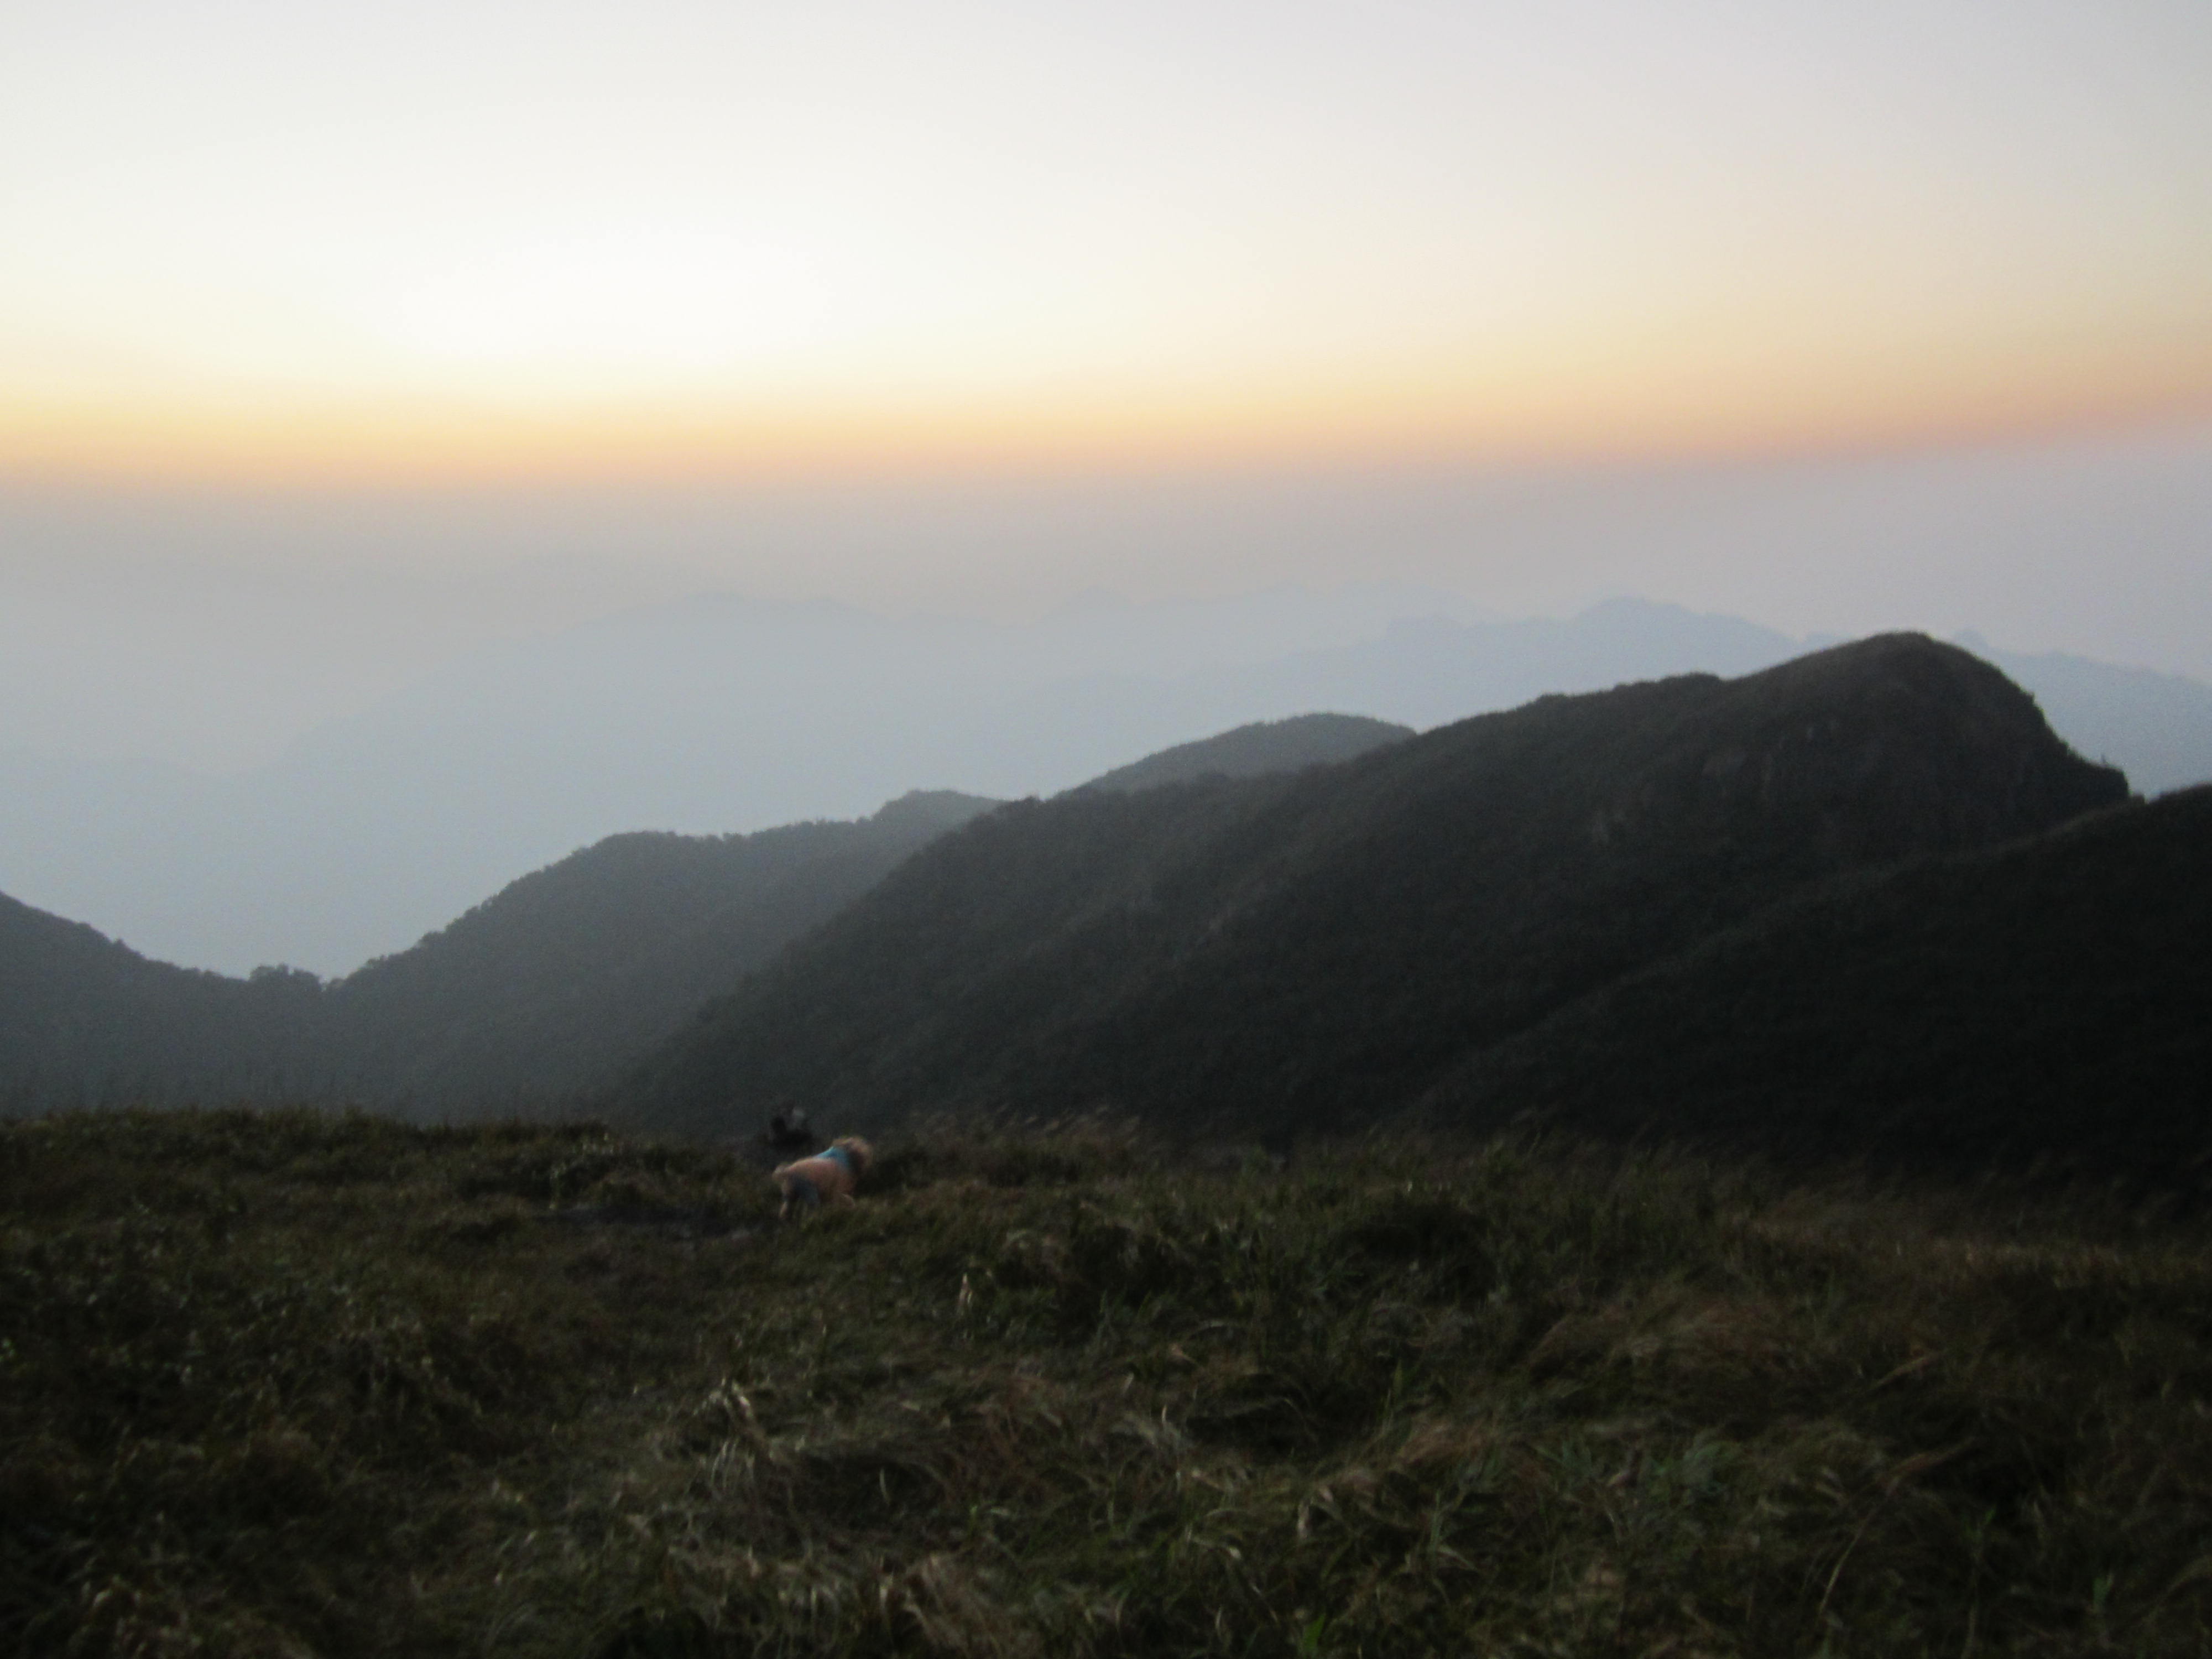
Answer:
4;1110;2211;1656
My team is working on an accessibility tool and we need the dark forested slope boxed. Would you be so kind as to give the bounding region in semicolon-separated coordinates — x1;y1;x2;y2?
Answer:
316;790;998;1109
0;896;321;1111
617;635;2126;1141
4;701;1442;1117
0;791;997;1115
1408;785;2212;1185
1074;713;1411;794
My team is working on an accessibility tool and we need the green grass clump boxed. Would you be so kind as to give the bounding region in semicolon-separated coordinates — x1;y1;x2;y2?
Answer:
4;1110;2211;1656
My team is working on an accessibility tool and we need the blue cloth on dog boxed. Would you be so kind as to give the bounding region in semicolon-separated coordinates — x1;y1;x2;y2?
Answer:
819;1145;853;1172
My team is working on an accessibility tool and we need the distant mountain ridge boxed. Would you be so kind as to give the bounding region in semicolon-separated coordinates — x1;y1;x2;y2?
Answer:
1958;635;2212;798
13;635;2199;1188
614;635;2129;1146
1074;713;1412;794
312;790;1001;1112
0;791;997;1115
0;713;1423;1116
5;595;2203;978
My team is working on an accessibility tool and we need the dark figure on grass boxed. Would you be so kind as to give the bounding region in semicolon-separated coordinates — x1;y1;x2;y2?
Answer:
764;1112;816;1155
773;1136;873;1221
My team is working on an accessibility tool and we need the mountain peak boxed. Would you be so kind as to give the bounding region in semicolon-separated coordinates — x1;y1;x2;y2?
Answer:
614;636;2126;1143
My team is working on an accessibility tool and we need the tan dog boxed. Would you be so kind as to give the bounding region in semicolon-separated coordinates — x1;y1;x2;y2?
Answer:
773;1135;873;1220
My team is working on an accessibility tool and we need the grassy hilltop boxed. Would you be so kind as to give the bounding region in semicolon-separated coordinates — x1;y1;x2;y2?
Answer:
7;1109;2211;1657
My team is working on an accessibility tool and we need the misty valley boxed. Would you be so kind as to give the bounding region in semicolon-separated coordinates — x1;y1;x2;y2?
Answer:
5;636;2209;1657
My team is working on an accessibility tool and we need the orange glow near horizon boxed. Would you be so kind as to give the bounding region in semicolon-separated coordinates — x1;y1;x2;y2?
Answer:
8;341;2210;492
6;3;2210;493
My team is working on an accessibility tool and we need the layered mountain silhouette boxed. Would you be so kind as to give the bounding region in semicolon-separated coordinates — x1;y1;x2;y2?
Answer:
310;790;999;1111
13;634;2200;1187
0;791;993;1115
8;595;2204;979
0;713;1407;1116
613;636;2132;1150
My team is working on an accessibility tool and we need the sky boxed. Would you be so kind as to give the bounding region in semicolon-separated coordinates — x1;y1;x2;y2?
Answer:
2;1;2209;774
4;0;2209;483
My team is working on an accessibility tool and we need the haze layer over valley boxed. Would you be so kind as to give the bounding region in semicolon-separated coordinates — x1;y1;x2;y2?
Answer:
3;589;2208;980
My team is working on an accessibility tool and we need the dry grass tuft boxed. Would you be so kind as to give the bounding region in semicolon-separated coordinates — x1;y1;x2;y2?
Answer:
4;1110;2211;1655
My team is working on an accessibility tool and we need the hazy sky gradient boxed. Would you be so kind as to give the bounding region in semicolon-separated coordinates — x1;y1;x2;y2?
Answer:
3;2;2209;786
4;421;2208;772
4;1;2209;479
